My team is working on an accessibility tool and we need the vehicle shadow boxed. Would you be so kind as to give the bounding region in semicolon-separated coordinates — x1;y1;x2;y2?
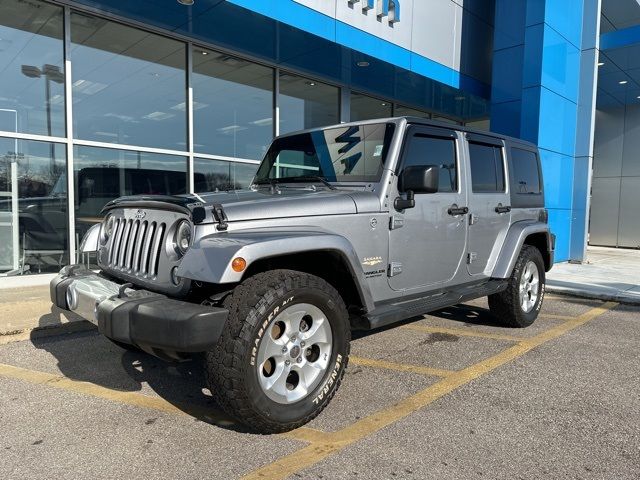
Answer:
30;308;247;432
352;303;502;340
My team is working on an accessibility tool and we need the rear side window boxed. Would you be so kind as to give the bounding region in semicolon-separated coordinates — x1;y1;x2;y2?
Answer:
511;148;541;194
402;134;457;193
468;142;505;193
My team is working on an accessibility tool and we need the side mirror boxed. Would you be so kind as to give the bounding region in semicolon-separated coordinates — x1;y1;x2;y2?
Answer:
399;165;439;194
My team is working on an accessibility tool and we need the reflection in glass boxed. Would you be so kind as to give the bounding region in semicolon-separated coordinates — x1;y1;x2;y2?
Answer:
193;48;273;159
255;123;395;183
0;1;65;137
70;13;187;150
0;138;68;274
73;146;186;238
394;105;431;119
194;159;258;193
350;93;392;121
279;73;339;134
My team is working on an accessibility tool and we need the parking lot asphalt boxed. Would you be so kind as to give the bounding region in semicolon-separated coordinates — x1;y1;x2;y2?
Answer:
0;294;638;479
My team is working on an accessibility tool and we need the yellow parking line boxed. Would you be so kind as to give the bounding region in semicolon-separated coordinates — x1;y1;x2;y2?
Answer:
0;362;321;444
242;302;617;480
350;355;453;378
400;324;521;342
539;313;576;321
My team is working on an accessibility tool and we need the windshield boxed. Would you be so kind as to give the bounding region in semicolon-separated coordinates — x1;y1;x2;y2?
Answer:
254;123;396;184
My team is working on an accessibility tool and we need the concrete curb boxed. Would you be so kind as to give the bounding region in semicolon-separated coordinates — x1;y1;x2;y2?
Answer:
547;282;640;306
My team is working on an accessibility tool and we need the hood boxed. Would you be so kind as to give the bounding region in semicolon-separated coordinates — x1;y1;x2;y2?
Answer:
103;188;381;224
197;188;381;222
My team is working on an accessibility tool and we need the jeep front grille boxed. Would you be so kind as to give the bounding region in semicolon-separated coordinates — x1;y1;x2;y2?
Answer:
108;218;166;277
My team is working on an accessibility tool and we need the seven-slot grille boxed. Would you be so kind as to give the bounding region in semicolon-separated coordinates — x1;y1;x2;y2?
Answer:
108;218;166;277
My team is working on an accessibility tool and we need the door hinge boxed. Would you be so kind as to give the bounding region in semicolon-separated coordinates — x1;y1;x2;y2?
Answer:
469;213;478;225
388;262;403;277
467;252;477;264
389;215;404;230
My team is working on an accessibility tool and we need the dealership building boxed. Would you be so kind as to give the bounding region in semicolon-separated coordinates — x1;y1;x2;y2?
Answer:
0;0;638;276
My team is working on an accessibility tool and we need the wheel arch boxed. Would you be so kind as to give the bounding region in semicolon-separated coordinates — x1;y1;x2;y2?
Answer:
492;221;554;279
177;229;375;312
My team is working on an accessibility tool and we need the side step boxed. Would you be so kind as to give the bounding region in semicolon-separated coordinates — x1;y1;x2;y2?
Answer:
359;279;507;331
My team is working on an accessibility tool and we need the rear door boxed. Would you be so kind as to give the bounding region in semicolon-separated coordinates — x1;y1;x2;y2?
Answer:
465;134;511;276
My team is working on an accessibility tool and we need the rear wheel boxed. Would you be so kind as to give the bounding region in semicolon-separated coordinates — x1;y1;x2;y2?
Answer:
489;245;545;328
205;270;350;433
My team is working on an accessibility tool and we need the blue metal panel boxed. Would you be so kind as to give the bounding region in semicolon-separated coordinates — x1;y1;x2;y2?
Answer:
336;22;411;71
543;0;584;49
547;208;571;262
539;149;574;210
492;0;600;263
493;0;526;51
536;88;578;157
491;101;522;138
490;46;524;103
600;24;640;51
540;26;581;103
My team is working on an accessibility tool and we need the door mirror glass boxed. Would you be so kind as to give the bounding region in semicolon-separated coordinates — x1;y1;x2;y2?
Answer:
399;165;439;194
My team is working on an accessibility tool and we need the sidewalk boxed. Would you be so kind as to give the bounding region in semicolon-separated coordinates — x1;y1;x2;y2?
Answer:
547;246;640;305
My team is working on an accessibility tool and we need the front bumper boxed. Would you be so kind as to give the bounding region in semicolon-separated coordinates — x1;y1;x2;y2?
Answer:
50;266;228;355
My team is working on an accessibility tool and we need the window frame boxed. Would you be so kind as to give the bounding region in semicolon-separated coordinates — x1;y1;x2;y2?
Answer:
396;125;460;195
467;139;507;194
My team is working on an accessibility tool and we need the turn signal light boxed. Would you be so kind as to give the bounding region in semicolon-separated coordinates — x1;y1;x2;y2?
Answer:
231;257;247;272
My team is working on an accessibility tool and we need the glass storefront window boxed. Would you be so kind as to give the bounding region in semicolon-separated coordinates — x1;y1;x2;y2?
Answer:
279;73;339;134
194;158;258;193
70;13;187;150
73;146;187;238
0;1;65;137
0;138;68;274
394;105;431;119
193;48;273;160
350;93;392;121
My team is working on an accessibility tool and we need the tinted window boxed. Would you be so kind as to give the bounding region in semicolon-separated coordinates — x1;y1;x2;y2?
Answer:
469;142;505;193
511;148;541;194
402;134;457;193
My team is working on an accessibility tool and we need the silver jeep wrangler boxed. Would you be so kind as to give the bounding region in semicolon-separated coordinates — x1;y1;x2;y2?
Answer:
51;117;554;433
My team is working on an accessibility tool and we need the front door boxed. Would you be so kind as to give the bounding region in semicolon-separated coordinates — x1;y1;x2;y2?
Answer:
465;135;511;276
388;127;467;292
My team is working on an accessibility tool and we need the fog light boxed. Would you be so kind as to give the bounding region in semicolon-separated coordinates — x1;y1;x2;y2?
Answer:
171;266;181;285
231;257;247;272
66;285;78;310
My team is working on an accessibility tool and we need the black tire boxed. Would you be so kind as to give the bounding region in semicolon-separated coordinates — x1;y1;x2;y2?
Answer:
489;245;546;328
205;269;350;433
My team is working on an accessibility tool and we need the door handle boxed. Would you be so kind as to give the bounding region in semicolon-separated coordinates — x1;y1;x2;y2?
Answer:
495;205;512;214
448;205;469;216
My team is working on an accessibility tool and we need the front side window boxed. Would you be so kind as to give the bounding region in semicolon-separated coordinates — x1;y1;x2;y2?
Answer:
468;142;505;193
401;134;457;193
254;123;395;183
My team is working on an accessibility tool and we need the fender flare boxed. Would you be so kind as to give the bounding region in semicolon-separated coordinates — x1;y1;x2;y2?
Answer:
492;221;554;279
177;228;375;312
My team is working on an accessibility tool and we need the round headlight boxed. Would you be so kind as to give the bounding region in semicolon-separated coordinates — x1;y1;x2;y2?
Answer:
100;215;115;244
174;220;192;256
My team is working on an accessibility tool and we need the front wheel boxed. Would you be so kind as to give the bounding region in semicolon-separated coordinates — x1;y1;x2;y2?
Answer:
489;245;545;328
205;270;350;433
